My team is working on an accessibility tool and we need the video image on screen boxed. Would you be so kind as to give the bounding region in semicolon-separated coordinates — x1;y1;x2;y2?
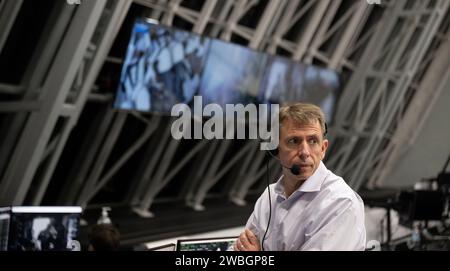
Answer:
302;66;340;122
8;207;81;251
113;19;341;123
177;237;236;251
0;207;10;251
199;39;267;107
114;20;210;112
258;56;340;122
258;56;306;105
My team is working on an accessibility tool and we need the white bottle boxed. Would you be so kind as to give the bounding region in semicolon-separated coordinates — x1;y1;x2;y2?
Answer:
97;207;112;225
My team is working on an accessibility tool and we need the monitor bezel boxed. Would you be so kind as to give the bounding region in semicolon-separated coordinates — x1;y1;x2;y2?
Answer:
176;236;238;251
147;243;177;251
11;206;82;214
7;206;83;251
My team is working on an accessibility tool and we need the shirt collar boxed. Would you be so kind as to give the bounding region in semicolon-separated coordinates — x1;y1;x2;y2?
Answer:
297;161;328;192
274;161;328;198
274;176;285;197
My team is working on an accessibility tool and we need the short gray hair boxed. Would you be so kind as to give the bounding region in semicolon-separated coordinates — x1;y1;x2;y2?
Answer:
279;103;327;136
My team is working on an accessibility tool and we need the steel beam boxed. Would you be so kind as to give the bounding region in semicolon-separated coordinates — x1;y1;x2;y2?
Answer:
0;0;23;55
0;0;108;205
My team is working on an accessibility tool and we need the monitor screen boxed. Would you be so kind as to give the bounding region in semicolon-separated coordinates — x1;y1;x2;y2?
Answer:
8;206;82;251
258;55;340;122
177;237;237;251
302;65;340;123
114;19;341;123
199;39;267;107
0;207;11;251
258;55;305;105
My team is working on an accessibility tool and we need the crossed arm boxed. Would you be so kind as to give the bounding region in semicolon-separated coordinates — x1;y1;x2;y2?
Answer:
234;229;261;251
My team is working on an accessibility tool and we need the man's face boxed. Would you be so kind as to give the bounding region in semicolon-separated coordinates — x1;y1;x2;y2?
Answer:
278;118;328;181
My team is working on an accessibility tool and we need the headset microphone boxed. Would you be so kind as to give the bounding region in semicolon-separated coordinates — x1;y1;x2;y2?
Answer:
290;164;300;176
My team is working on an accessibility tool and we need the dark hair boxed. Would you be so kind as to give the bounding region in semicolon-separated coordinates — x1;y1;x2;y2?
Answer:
88;224;120;251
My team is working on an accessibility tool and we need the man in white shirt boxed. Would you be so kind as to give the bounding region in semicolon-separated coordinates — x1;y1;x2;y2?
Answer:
234;103;366;251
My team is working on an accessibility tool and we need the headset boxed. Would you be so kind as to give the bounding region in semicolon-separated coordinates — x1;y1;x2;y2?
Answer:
261;122;327;251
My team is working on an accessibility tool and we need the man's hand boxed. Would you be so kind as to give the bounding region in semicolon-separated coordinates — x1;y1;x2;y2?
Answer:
234;229;261;251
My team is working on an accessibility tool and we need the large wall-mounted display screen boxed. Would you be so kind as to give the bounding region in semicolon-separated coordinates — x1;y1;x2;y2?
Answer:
114;19;341;122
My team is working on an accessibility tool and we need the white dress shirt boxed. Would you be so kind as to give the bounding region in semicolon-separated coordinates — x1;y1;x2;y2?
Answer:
246;161;366;251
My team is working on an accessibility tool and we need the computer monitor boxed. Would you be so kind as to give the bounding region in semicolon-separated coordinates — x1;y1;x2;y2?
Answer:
8;206;82;251
177;236;237;251
147;243;177;251
0;207;11;251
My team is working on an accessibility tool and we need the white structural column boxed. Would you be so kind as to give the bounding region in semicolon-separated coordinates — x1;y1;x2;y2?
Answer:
328;1;371;70
248;0;280;49
58;108;117;205
161;0;182;26
350;0;450;190
0;0;108;205
192;0;218;34
31;0;133;205
329;0;408;175
368;33;450;188
330;0;450;190
220;0;252;41
0;1;75;186
266;0;301;54
294;0;333;61
209;0;235;37
0;0;23;55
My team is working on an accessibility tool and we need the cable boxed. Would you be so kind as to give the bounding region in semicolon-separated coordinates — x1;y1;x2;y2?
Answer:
261;150;299;251
261;158;272;251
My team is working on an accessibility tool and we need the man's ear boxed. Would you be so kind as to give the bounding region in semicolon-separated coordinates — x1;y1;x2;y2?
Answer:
321;139;329;159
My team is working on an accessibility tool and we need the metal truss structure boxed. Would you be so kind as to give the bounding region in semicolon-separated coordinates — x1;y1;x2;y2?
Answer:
0;0;449;217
